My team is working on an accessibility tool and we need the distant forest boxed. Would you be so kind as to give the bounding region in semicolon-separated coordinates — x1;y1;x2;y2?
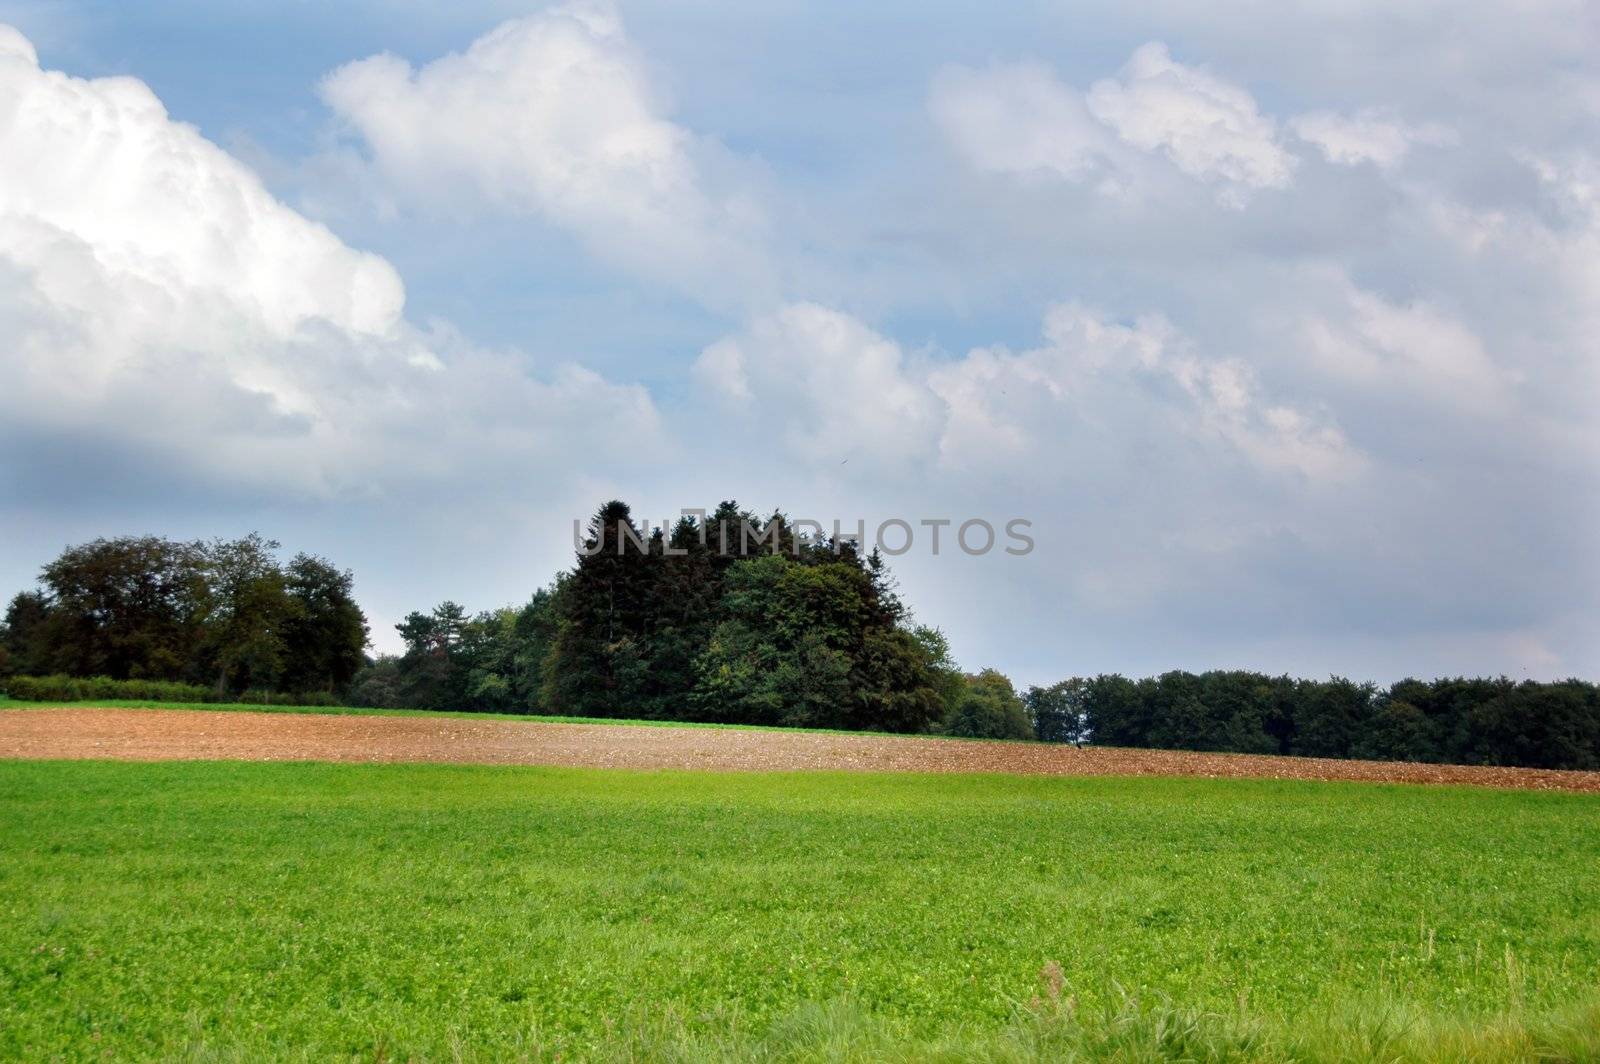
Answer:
3;501;1598;770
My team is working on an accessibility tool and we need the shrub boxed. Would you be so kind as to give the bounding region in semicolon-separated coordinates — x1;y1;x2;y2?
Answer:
0;674;343;707
3;674;213;703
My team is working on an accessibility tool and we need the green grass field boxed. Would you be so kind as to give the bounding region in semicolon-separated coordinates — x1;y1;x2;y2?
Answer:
2;760;1598;1061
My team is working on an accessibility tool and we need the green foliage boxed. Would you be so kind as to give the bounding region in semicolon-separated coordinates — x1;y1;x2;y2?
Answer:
0;591;51;678
1;674;341;705
387;600;469;711
3;534;369;700
344;654;405;710
2;759;1597;1059
944;668;1035;740
277;554;369;695
541;501;657;718
537;500;949;733
696;619;853;728
1071;670;1600;770
1026;678;1088;744
351;593;559;714
689;553;933;731
3;674;212;703
198;532;292;695
33;535;210;681
854;627;949;734
911;625;966;713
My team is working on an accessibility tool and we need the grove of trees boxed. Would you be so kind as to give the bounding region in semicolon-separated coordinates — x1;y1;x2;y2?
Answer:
1;534;367;698
346;501;967;733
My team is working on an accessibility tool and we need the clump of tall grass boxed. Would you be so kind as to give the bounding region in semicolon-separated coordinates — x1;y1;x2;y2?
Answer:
559;969;1600;1063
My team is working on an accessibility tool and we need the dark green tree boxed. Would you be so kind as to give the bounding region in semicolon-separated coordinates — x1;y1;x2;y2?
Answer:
392;601;469;711
278;554;369;694
944;668;1034;740
1027;679;1089;744
37;535;209;681
912;626;967;717
198;534;293;695
542;501;655;717
1081;674;1152;747
510;587;559;711
1353;696;1433;762
1;591;53;678
1467;679;1598;770
1291;677;1375;759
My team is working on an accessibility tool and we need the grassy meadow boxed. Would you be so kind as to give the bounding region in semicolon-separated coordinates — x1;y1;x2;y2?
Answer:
1;759;1598;1061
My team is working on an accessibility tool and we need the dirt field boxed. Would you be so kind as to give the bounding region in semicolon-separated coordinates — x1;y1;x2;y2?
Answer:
2;707;1598;792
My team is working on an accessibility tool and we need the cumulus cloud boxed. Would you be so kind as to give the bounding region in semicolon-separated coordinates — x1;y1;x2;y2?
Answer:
928;303;1357;481
933;42;1295;206
0;24;656;498
1085;43;1296;201
0;26;403;343
694;300;1356;483
319;0;769;303
1291;109;1456;168
694;303;944;470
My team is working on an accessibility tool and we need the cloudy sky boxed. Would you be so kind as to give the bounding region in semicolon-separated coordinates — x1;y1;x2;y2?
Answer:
1;0;1596;684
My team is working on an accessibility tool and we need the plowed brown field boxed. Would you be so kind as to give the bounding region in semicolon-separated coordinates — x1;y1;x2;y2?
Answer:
2;706;1597;791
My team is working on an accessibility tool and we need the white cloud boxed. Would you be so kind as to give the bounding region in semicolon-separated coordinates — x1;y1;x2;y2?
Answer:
928;61;1124;191
1299;281;1505;411
1291;109;1455;168
1407;153;1600;459
319;0;768;303
695;300;1356;484
0;30;403;346
928;302;1357;481
1086;42;1296;201
694;302;944;470
0;24;37;68
0;24;657;497
933;42;1295;206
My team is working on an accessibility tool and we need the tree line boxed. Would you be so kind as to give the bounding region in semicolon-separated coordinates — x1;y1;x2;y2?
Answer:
1026;671;1600;770
3;508;1597;769
1;534;367;698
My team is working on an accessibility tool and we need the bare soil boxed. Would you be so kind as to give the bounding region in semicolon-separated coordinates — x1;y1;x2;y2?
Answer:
1;707;1597;792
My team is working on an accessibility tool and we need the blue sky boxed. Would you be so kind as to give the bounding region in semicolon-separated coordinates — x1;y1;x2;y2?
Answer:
1;0;1596;684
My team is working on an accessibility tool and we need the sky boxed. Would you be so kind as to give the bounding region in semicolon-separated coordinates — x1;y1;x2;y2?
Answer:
0;0;1596;685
